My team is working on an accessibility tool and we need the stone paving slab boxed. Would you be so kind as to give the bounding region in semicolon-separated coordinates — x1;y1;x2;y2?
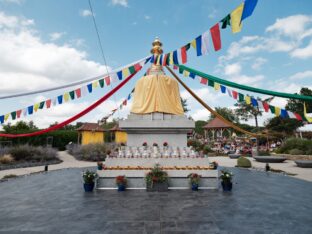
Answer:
0;167;311;233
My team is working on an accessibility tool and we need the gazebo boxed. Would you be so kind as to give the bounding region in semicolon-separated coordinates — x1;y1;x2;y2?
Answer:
203;117;232;140
77;123;106;145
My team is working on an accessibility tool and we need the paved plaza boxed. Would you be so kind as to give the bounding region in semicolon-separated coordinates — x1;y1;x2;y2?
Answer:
0;167;311;234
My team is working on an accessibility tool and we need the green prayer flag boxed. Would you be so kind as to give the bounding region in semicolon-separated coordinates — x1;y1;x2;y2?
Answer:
221;14;231;29
184;43;191;51
269;105;275;114
166;53;170;65
179;67;184;74
129;66;135;74
99;79;104;88
69;91;75;100
39;101;45;109
208;80;214;87
11;111;16;120
238;93;244;102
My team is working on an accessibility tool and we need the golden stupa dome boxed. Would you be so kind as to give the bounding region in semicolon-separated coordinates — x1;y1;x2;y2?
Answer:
130;38;184;115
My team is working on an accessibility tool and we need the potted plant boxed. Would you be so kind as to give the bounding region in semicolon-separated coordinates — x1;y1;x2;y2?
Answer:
97;161;103;170
115;175;127;191
187;173;201;191
163;142;168;150
145;164;168;192
209;161;218;169
153;142;158;147
220;170;233;192
142;142;147;150
82;170;97;192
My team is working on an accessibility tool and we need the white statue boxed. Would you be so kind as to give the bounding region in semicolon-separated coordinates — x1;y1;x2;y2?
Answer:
181;147;188;158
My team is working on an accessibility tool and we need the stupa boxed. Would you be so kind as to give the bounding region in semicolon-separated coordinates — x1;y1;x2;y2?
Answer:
119;38;194;147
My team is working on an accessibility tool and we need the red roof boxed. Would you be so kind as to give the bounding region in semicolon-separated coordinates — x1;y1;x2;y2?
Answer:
203;118;232;129
77;123;105;132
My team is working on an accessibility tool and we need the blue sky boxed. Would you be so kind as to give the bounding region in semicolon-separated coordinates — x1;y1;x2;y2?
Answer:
0;0;311;129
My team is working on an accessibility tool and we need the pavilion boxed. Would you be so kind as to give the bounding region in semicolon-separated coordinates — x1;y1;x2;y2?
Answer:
203;117;233;141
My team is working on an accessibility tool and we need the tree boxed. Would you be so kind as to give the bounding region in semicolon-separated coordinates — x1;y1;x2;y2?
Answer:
181;98;189;113
2;121;38;133
265;117;303;135
286;87;312;116
235;101;262;128
194;120;207;135
209;107;239;123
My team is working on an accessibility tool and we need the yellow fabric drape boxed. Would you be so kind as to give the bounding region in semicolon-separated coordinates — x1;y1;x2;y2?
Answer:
304;102;312;123
231;3;244;33
131;74;184;115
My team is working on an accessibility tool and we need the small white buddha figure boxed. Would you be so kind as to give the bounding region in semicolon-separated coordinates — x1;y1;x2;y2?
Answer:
118;150;125;158
164;149;170;158
172;147;179;158
134;148;141;158
181;147;188;158
142;149;149;158
126;149;132;158
190;149;196;158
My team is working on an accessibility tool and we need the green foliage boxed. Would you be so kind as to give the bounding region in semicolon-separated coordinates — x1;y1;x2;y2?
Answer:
195;120;207;135
265;117;303;134
257;151;271;156
181;97;190;113
2;121;38;133
203;145;213;154
286;87;312;116
145;164;168;186
289;149;304;155
8;145;58;161
276;138;312;155
187;139;204;152
187;173;201;186
220;169;233;182
2;174;17;179
82;170;97;184
210;107;239;123
69;143;108;161
237;156;252;168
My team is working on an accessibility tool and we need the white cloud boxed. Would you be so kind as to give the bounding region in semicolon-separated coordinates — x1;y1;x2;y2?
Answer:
192;108;211;121
144;15;151;20
290;40;312;59
224;63;241;76
49;32;65;41
251;57;267;70
289;70;312;80
0;0;23;4
80;9;92;17
111;0;128;7
230;74;265;86
208;8;217;19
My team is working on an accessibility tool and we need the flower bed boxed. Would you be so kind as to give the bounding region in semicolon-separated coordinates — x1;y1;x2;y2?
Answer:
103;165;217;170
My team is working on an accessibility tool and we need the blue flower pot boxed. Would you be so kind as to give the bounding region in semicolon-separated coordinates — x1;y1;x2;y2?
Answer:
97;165;102;170
191;184;199;191
84;182;94;192
117;184;126;191
221;181;232;192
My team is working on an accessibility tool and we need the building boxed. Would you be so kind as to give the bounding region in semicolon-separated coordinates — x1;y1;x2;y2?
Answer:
108;125;127;144
77;123;106;145
203;117;232;140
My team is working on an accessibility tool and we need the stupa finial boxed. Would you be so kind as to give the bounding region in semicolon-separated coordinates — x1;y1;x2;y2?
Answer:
150;37;163;55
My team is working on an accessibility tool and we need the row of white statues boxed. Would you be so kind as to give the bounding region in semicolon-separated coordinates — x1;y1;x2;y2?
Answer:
109;146;200;158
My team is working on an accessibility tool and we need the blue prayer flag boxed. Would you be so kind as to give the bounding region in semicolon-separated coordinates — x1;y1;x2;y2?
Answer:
150;55;155;63
241;0;258;22
280;109;289;118
173;50;179;64
117;71;123;80
251;98;258;107
189;72;195;79
0;115;4;124
159;55;163;65
220;85;226;93
28;106;34;115
87;84;92;93
195;35;202;56
145;56;152;64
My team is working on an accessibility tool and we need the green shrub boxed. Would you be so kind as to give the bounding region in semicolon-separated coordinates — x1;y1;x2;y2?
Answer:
203;145;213;154
237;156;252;168
9;145;58;161
70;143;108;161
289;149;304;155
258;151;271;156
277;138;312;155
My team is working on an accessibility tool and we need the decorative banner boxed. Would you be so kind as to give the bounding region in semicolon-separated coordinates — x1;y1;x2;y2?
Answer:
0;59;149;124
177;67;308;122
151;0;257;66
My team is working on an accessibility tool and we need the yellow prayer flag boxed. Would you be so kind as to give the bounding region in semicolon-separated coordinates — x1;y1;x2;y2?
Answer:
156;55;161;65
245;95;251;105
191;39;196;49
92;81;98;89
304;102;312;123
183;70;190;77
169;52;174;65
214;83;220;91
4;113;9;121
275;107;281;116
64;93;69;102
34;103;39;112
231;3;244;33
122;68;130;78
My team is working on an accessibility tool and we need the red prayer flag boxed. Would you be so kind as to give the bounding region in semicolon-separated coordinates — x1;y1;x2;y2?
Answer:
294;113;302;121
232;90;238;99
163;54;168;66
173;65;178;70
46;99;52;108
210;23;221;51
181;46;187;64
134;63;142;72
75;89;81;99
16;110;22;118
123;100;127;106
263;102;269;112
200;77;208;85
105;76;111;86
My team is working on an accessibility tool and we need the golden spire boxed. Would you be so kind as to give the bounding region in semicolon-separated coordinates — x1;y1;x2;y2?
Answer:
150;37;163;55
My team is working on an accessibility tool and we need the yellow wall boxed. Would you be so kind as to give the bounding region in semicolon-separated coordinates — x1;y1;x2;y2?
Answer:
115;131;127;143
81;131;104;145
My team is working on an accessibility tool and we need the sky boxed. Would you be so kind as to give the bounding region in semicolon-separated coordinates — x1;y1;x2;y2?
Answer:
0;0;311;130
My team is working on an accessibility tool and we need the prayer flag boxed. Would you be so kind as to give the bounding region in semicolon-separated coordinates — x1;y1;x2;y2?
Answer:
156;55;161;65
64;93;70;102
287;111;296;119
46;99;52;108
123;100;127;106
169;52;174;65
99;79;105;88
257;100;264;110
129;65;135;74
75;88;82;98
251;97;258;107
163;53;168;66
189;72;195;79
134;63;142;72
105;76;111;86
195;35;202;56
28;106;34;115
16;110;22;118
241;0;258;22
122;68;130;78
221;14;231;29
210;23;221;51
220;85;226;94
159;55;163;65
52;98;57;106
269;105;275;114
34;103;39;112
245;95;251;104
183;70;190;77
173;50;179;64
275;107;281;117
232;90;238;99
150;55;155;63
110;73;118;83
200;77;208;85
214;83;220;91
231;3;244;33
87;84;92;93
57;95;63;104
117;71;123;80
208;79;214;87
127;94;131;100
304;102;312;123
92;81;98;89
69;91;75;100
191;39;196;49
201;31;209;55
39;101;45;109
23;108;28;116
238;93;244;102
227;88;233;97
4;114;9;121
280;109;288;118
181;46;187;64
11;111;16;120
0;115;4;124
263;102;269;112
294;113;302;121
